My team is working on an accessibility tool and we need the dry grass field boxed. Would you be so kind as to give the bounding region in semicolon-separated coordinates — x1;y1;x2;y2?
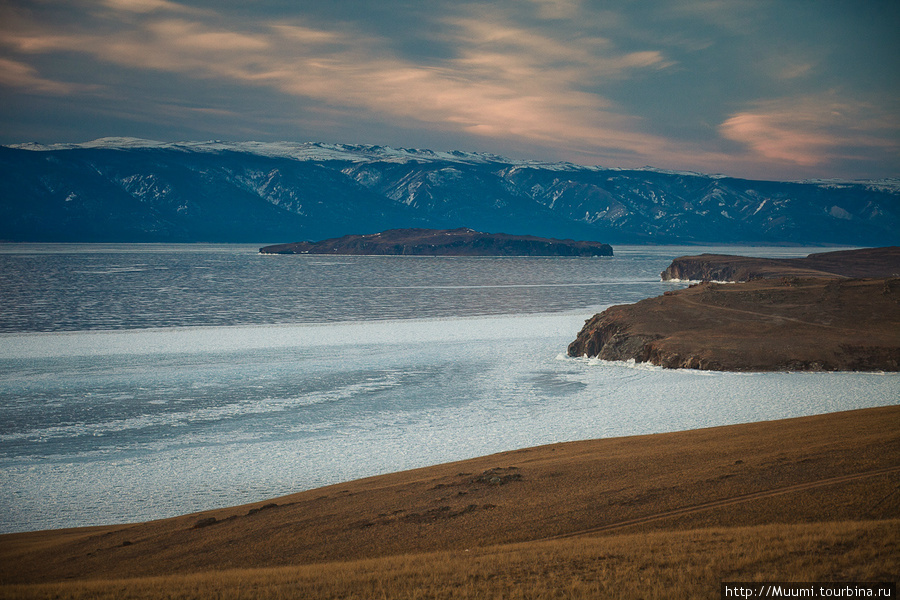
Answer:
1;405;898;599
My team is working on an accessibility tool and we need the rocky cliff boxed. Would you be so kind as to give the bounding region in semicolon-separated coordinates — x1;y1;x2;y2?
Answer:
660;246;900;282
570;247;900;371
259;228;613;257
568;277;900;371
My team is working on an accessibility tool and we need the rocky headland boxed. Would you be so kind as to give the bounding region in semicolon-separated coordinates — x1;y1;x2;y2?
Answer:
660;246;900;282
569;247;900;371
260;228;613;256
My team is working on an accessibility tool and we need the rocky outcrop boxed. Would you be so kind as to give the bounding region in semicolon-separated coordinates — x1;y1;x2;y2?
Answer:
566;309;660;363
260;228;613;257
660;255;824;282
660;246;900;282
568;276;900;371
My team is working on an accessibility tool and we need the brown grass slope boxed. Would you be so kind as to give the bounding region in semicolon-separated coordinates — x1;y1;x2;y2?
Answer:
568;277;900;370
3;520;897;600
2;405;898;593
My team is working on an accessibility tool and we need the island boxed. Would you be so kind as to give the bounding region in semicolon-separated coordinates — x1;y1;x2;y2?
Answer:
259;227;613;257
568;246;900;371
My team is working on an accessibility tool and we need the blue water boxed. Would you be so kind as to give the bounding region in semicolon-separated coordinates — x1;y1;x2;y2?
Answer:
0;244;895;534
0;243;677;332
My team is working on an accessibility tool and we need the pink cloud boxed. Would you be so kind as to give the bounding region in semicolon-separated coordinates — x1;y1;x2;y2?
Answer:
0;57;95;94
16;1;885;179
146;20;270;52
719;96;899;168
719;113;835;166
0;4;683;163
100;0;197;14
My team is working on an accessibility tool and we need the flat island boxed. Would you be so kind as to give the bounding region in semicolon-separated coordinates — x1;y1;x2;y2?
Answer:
569;247;900;371
259;227;613;257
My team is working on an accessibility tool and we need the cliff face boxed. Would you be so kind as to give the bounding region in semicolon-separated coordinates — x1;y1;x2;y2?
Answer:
260;228;613;257
568;277;900;372
660;246;900;282
566;308;660;363
660;255;789;282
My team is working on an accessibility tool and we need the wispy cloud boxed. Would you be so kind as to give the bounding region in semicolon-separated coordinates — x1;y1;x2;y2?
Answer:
528;0;583;20
99;0;200;14
659;0;765;31
719;95;900;168
0;0;677;160
0;57;96;94
0;0;896;179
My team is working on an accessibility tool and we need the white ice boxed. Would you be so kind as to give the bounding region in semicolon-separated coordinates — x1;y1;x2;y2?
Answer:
1;311;897;534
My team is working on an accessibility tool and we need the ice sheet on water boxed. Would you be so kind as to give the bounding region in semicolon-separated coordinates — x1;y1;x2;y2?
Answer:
1;312;898;534
661;278;737;284
0;312;586;359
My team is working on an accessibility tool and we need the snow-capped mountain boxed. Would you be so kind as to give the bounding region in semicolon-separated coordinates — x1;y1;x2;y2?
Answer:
1;138;897;244
8;138;517;166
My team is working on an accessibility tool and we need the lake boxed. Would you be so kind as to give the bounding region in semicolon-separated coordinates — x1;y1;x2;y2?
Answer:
0;243;896;533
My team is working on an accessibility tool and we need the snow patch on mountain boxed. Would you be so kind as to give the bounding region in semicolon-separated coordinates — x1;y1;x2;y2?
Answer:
8;138;519;167
9;139;898;192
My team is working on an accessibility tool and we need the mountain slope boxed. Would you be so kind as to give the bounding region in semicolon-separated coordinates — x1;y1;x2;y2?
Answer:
1;139;897;244
0;146;423;242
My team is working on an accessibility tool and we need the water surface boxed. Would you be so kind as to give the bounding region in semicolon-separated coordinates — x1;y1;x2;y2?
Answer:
1;243;893;533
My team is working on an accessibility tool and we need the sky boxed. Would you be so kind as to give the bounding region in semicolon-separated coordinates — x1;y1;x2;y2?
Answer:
0;0;898;181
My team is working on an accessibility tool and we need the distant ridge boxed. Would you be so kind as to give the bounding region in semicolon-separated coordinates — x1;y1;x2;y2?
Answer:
259;228;613;256
2;139;898;244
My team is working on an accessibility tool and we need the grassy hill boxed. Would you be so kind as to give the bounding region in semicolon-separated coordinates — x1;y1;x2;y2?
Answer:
1;405;898;599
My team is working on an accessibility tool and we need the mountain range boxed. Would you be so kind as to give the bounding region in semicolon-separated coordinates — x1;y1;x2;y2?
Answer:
2;137;898;244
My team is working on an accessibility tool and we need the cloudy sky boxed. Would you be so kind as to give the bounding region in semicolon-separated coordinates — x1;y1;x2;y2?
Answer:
1;0;898;180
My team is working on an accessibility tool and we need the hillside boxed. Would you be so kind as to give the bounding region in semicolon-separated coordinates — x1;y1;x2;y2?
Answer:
1;405;897;597
1;139;898;244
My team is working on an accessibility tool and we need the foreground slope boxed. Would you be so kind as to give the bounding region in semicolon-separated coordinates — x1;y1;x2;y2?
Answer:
2;520;897;599
1;406;898;586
